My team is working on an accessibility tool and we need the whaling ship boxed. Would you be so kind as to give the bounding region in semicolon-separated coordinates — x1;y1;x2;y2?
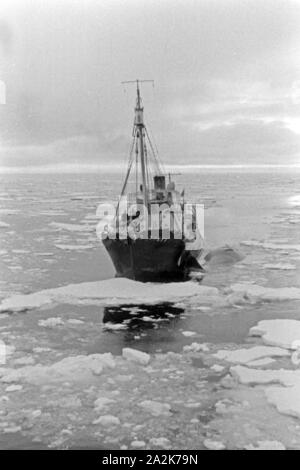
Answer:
102;80;203;282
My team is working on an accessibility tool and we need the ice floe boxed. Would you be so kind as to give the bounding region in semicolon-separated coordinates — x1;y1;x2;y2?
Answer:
2;276;300;315
227;283;300;302
55;244;94;251
230;365;300;386
92;415;120;426
0;221;10;228
149;437;171;449
288;195;300;207
203;439;226;450
49;222;94;232
0;278;219;313
32;347;51;353
14;357;35;366
131;440;146;449
210;364;225;372
5;384;23;392
214;346;289;364
242;240;300;252
36;252;55;257
122;348;150;365
38;317;64;327
67;319;84;325
0;353;116;385
0;293;53;313
4;426;22;434
0;209;19;215
139;400;171;416
266;385;300;420
246;358;276;367
230;365;300;419
183;343;209;353
249;319;300;349
103;322;128;331
94;397;115;412
182;331;197;337
39;210;66;216
244;441;286;450
262;263;296;270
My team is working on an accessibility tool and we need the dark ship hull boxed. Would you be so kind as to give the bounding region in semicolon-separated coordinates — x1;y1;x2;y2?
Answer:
103;236;187;282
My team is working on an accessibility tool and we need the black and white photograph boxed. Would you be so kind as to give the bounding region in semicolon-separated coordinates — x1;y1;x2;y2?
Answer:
0;0;300;454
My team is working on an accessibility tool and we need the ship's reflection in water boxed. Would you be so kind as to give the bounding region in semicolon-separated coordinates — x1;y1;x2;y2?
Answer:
103;303;184;330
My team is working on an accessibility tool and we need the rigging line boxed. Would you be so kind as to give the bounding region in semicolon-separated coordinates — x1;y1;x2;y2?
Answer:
147;149;155;193
121;127;136;179
145;126;166;175
144;128;161;175
135;132;139;194
125;135;136;184
144;127;158;169
121;132;133;169
149;152;159;197
157;151;166;176
146;122;160;156
116;133;136;215
116;155;134;215
143;133;151;192
146;121;162;164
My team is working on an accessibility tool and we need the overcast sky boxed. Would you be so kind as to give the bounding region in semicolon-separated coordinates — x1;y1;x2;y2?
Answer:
0;0;300;169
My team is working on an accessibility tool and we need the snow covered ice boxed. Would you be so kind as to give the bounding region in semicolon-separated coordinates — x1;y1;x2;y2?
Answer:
0;278;220;313
214;346;290;364
249;319;300;349
122;348;150;365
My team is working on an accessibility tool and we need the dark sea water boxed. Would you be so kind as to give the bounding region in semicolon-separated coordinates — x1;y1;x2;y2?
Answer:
0;169;299;449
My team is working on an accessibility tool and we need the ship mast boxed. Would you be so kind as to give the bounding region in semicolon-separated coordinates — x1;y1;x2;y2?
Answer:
122;79;154;207
135;81;148;206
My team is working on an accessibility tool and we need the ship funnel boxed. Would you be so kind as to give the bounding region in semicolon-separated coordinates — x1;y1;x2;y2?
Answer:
154;175;166;190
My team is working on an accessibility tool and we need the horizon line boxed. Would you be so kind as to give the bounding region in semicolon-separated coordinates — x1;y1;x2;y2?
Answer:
0;163;300;174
